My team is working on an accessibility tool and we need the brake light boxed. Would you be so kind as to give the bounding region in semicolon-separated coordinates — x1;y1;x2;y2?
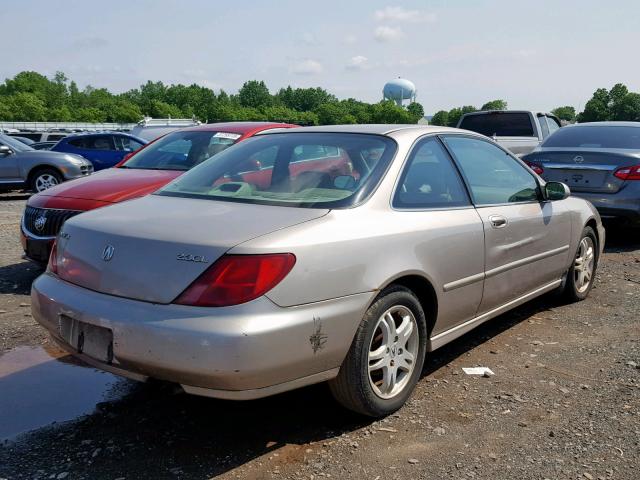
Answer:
174;254;296;307
525;161;544;175
614;165;640;181
47;240;58;275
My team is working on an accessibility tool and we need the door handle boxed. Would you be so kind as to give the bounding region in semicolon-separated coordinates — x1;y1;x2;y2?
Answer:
489;215;508;228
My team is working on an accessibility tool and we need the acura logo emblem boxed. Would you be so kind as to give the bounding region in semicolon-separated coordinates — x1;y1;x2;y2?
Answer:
573;155;584;164
34;213;47;232
102;244;115;262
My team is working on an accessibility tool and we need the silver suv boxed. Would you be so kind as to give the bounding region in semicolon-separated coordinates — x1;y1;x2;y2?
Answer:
0;134;93;192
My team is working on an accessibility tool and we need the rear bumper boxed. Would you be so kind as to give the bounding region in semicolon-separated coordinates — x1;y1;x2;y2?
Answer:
31;273;373;399
572;191;640;224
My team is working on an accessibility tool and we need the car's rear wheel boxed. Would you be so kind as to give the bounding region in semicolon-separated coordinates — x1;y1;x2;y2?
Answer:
30;169;62;193
563;226;598;302
329;285;427;417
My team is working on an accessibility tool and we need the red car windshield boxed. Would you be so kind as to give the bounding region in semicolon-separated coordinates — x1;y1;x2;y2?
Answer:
122;130;241;171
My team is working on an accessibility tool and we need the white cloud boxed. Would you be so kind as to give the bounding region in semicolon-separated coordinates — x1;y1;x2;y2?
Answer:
290;59;324;75
374;26;405;42
346;55;370;71
374;6;436;23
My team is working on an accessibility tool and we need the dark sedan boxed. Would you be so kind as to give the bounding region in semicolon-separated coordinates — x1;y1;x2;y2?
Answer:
523;122;640;225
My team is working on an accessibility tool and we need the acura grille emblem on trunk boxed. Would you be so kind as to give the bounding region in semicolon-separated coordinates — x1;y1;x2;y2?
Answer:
573;155;584;163
102;245;115;262
34;213;47;232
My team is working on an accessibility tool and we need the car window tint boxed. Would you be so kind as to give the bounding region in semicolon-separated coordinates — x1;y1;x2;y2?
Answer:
443;136;539;205
459;113;534;137
538;116;549;138
160;133;397;208
47;134;66;141
114;136;144;152
546;117;560;134
69;136;113;150
542;126;640;149
394;138;469;209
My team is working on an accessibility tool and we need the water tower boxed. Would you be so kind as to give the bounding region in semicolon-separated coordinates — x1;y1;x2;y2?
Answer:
383;77;417;106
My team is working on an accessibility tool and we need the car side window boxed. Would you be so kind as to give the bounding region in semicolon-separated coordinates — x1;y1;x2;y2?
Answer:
442;136;539;205
393;137;470;209
547;116;560;134
538;116;549;138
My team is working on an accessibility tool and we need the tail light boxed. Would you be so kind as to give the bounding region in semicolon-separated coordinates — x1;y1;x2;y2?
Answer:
47;240;58;275
614;165;640;181
525;161;544;175
174;254;296;307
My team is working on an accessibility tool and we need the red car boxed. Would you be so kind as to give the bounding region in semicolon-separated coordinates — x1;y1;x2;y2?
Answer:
21;122;296;263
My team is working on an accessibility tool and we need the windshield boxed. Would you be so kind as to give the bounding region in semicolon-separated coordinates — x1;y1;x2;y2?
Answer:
460;113;534;137
0;134;34;152
157;132;397;208
542;125;640;149
122;130;242;171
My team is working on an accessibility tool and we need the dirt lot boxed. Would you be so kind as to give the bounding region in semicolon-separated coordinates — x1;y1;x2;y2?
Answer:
0;192;639;480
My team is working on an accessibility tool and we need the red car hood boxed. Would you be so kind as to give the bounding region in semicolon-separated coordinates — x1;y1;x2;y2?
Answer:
29;168;182;209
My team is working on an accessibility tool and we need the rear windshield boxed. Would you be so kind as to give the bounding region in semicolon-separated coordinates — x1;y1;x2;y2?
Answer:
459;113;534;137
542;125;640;149
123;130;241;171
157;133;397;208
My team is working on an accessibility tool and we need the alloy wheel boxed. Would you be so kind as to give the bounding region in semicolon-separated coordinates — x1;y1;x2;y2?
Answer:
368;305;419;399
574;236;595;293
35;174;59;192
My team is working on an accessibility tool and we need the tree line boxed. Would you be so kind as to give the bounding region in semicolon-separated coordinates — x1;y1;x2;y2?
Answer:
429;83;640;127
0;71;425;125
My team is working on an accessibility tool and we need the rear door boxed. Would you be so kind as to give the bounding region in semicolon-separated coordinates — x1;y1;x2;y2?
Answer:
442;135;572;313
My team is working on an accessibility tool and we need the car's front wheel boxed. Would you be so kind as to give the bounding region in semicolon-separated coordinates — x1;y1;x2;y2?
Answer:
329;285;427;417
30;169;62;193
563;226;598;302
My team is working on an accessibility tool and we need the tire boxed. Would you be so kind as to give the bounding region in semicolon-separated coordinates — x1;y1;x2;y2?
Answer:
30;168;62;193
562;226;598;302
329;285;428;417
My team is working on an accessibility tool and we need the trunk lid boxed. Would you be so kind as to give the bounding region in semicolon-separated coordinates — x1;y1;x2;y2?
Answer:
55;195;328;304
528;148;640;193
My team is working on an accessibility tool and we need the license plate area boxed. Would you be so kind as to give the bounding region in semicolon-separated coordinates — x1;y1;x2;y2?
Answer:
548;169;607;188
58;314;114;364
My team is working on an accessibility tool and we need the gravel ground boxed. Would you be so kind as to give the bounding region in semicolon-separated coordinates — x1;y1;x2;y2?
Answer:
0;192;638;480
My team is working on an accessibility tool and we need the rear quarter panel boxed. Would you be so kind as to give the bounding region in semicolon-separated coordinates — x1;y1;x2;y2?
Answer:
231;206;486;336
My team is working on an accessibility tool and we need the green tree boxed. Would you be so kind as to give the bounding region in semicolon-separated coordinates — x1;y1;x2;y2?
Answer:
447;105;476;127
551;106;576;122
578;88;611;122
407;102;425;122
480;99;507;111
7;92;47;120
238;80;272;109
429;110;449;126
612;92;640;121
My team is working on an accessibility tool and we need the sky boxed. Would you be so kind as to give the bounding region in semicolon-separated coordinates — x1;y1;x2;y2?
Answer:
1;0;639;114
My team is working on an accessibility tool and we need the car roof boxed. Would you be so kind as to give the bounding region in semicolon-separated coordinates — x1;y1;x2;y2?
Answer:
258;124;463;136
566;121;640;128
182;121;297;134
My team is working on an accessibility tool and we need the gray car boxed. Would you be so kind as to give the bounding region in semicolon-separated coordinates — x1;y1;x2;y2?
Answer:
0;134;93;192
31;125;604;417
523;122;640;225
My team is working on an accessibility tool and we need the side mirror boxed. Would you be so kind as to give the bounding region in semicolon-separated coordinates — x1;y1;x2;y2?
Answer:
545;181;570;201
0;145;13;156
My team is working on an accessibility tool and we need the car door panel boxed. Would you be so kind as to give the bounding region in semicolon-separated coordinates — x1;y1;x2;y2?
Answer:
441;134;571;314
477;201;571;313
